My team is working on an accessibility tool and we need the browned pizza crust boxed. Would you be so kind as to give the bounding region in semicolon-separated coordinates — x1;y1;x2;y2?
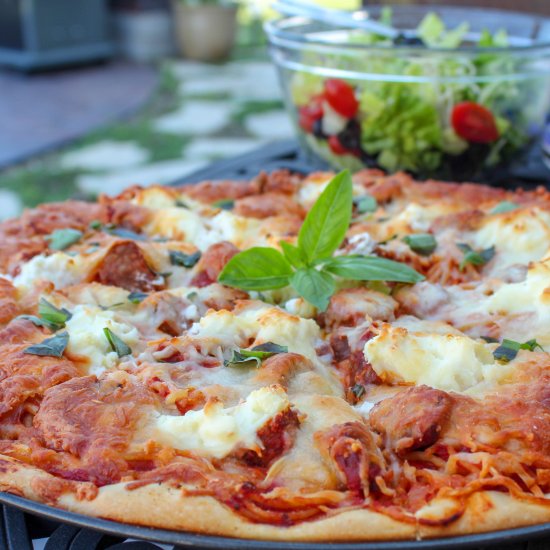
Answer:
1;455;549;541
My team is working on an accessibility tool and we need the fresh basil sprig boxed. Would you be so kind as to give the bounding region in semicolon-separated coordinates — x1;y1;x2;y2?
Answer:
457;243;495;271
24;332;69;358
103;327;132;357
46;228;83;251
493;338;544;363
218;171;424;310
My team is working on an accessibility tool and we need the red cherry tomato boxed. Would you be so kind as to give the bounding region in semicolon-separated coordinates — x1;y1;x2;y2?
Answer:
451;102;499;144
298;97;324;134
324;79;359;118
328;136;350;155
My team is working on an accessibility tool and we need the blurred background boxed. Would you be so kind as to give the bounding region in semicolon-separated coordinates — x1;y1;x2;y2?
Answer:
0;0;549;220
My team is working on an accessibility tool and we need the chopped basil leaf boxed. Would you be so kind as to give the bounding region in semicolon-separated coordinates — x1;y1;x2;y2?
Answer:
169;250;201;268
239;342;288;360
186;291;199;301
457;243;495;271
46;229;83;251
38;298;71;329
402;234;437;256
85;245;100;254
89;220;102;230
128;291;148;304
224;350;261;368
175;199;189;209
490;201;518;214
493;338;544;363
354;195;377;214
351;383;365;399
24;332;69;358
212;199;235;210
105;225;147;241
16;315;49;329
480;336;499;343
103;327;132;357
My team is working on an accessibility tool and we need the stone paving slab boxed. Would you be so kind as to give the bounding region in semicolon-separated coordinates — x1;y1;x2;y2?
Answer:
76;158;209;197
0;62;157;168
60;141;149;171
245;110;294;139
153;100;234;135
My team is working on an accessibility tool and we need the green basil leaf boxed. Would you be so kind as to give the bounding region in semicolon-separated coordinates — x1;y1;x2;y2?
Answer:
224;350;261;368
280;241;306;269
218;247;293;291
402;234;437;256
354;195;377;214
16;315;50;329
493;338;544;363
457;243;495;271
239;342;288;360
212;199;235;210
103;327;132;357
46;229;83;251
169;250;201;268
290;268;335;311
298;170;353;264
38;298;71;329
322;255;424;283
89;220;102;230
128;291;148;304
105;226;147;241
490;201;518;214
24;332;69;358
521;339;544;352
175;199;189;209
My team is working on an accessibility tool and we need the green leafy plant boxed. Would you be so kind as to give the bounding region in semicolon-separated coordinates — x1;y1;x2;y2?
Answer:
218;171;424;311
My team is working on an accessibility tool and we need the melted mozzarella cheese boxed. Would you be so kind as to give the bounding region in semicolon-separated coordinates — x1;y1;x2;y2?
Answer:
144;208;261;251
65;305;139;375
189;302;321;363
150;386;289;458
14;252;88;291
364;323;513;392
472;207;550;269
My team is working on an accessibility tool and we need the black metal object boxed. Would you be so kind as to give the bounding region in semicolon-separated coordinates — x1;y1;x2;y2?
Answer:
1;139;550;549
176;139;550;189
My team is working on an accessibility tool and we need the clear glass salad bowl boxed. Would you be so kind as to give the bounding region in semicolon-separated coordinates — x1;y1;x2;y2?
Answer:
265;5;550;181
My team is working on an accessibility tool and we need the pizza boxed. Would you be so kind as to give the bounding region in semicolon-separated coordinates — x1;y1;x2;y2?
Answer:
0;168;549;542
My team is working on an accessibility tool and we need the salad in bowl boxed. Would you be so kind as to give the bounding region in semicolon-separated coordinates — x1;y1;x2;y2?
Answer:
266;5;550;180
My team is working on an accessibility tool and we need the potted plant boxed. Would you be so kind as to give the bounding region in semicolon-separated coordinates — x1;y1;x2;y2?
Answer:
172;0;238;62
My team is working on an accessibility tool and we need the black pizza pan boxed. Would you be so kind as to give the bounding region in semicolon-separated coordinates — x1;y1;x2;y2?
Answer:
1;492;549;550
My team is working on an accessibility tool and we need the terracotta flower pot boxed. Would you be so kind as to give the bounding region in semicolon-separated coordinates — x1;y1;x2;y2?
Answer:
172;3;237;62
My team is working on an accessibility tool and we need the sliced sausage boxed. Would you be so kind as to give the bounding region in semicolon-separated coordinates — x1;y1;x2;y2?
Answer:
369;385;453;456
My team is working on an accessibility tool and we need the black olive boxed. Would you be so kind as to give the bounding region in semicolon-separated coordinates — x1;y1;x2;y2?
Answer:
312;118;327;139
337;119;361;151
